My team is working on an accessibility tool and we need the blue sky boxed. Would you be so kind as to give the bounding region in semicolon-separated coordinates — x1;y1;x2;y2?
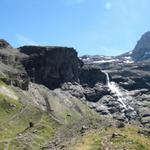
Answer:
1;0;150;56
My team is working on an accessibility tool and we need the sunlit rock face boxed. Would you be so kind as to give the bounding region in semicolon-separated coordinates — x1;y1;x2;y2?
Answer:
0;39;12;48
132;31;150;61
0;40;29;90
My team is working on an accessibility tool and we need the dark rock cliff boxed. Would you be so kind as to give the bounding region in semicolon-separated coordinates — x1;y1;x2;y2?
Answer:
79;64;106;87
0;41;106;91
19;46;83;90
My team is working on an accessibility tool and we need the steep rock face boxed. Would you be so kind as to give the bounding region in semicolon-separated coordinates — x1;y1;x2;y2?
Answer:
132;31;150;61
59;64;108;102
20;46;83;90
58;64;109;102
79;64;106;87
109;61;150;90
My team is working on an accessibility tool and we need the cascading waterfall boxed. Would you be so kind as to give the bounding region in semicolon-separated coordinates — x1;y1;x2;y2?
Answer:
103;71;127;109
102;71;137;122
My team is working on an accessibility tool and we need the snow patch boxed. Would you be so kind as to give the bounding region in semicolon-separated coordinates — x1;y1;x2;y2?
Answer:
124;60;134;64
93;59;116;64
124;56;132;60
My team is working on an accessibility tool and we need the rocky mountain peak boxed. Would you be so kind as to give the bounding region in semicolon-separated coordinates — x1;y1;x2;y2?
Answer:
134;31;150;50
132;31;150;61
0;39;12;48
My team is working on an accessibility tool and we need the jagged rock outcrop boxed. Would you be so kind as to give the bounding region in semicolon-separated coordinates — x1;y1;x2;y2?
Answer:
0;41;29;90
79;64;106;87
132;31;150;61
20;46;83;90
83;83;109;102
61;82;109;102
109;61;150;90
0;39;12;48
59;64;108;102
61;82;85;99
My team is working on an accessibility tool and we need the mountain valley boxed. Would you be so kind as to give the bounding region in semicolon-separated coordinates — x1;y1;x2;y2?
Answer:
0;32;150;150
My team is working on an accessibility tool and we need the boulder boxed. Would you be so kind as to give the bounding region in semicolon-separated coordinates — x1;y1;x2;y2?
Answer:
83;83;108;102
61;82;85;98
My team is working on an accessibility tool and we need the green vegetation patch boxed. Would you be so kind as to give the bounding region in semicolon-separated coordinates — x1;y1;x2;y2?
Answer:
0;102;60;149
0;83;60;149
72;125;150;150
0;94;21;124
7;112;60;150
109;126;150;150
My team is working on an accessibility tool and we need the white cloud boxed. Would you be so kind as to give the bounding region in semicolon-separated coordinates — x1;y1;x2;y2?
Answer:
15;34;38;46
105;2;112;10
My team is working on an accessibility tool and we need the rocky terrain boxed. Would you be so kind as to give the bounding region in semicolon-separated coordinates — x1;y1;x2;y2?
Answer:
80;32;150;128
0;31;150;150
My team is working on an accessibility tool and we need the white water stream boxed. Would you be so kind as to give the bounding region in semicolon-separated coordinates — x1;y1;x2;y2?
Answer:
103;71;127;109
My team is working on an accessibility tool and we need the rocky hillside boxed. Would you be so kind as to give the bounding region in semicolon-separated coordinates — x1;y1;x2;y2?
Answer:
0;35;150;150
80;33;150;125
0;40;102;149
80;32;150;129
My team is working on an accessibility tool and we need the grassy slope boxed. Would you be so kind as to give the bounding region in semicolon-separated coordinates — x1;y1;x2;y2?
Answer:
72;125;150;150
0;80;150;150
0;81;101;150
0;98;59;150
0;81;60;150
